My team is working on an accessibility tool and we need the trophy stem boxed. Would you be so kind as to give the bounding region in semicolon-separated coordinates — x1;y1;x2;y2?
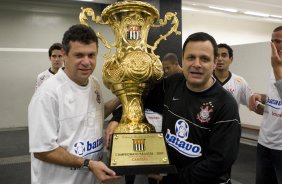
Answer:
112;83;155;133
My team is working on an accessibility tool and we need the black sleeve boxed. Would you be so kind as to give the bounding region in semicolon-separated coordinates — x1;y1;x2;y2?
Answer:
180;100;241;184
110;106;122;122
144;80;165;114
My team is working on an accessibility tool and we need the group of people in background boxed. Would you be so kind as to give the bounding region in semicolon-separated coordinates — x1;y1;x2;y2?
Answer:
28;24;282;184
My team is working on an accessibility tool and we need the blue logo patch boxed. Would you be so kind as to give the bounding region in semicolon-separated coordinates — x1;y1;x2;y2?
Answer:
175;119;189;139
165;119;201;157
266;98;282;110
74;142;85;156
73;137;103;157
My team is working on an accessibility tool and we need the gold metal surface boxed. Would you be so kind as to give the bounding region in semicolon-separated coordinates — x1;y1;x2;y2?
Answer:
110;133;169;166
80;1;181;133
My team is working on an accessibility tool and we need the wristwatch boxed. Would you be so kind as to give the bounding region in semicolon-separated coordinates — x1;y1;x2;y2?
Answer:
81;159;90;170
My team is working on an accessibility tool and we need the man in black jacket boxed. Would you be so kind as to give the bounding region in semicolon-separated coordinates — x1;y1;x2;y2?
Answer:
107;32;241;184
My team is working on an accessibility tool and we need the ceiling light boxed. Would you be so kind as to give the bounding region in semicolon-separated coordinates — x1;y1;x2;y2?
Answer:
76;0;94;2
208;6;238;13
244;11;269;17
270;15;282;19
182;6;199;12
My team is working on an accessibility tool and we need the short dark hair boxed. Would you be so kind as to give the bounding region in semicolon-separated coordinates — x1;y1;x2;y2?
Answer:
162;53;179;65
62;24;98;54
48;43;63;57
218;43;233;58
182;32;218;59
273;26;282;32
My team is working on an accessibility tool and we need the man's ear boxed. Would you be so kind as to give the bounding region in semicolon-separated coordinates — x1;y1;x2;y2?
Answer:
62;50;66;56
214;57;218;69
62;51;67;66
62;50;67;58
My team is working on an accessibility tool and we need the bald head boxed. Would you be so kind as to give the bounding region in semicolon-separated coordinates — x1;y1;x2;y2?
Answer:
162;53;182;77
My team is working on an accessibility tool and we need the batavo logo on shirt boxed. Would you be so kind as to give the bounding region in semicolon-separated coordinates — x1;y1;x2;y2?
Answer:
266;97;282;110
165;119;202;158
73;137;103;157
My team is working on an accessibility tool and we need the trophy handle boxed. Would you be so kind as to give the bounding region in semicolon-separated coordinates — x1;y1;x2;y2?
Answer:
79;7;115;58
147;12;181;55
79;7;107;25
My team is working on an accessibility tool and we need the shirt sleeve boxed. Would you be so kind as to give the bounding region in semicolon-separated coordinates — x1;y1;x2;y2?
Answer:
144;80;165;114
28;92;60;153
110;106;123;122
35;75;41;90
179;100;241;184
240;77;253;106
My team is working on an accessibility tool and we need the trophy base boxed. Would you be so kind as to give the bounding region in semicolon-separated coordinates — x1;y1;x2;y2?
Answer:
109;133;176;175
110;164;177;175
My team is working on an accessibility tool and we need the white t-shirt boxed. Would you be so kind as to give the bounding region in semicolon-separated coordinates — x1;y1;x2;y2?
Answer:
28;69;104;184
35;68;55;90
221;72;253;106
258;72;282;150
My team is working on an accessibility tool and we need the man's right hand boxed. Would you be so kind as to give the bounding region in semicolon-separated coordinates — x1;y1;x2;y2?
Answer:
249;93;265;115
88;160;121;182
105;121;119;150
249;94;262;111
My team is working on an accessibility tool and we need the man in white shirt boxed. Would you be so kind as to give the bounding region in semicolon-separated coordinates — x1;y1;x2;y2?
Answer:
35;43;64;89
249;26;282;184
213;43;253;107
28;24;121;184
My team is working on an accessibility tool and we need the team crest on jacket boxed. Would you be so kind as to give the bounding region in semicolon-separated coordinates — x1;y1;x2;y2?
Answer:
197;102;214;123
165;119;202;157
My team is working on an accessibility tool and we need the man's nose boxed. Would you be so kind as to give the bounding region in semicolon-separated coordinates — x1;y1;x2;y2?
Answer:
81;56;91;65
193;58;201;67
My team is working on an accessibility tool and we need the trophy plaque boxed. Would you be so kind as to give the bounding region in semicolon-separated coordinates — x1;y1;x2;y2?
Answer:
80;0;181;175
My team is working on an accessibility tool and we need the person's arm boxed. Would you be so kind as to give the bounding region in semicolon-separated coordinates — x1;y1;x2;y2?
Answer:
34;147;120;182
274;80;282;100
34;146;84;168
105;121;119;149
271;42;282;81
105;106;123;149
179;101;241;183
270;41;282;99
104;97;120;119
239;77;253;107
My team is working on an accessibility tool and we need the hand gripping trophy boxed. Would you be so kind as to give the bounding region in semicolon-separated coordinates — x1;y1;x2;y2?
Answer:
80;0;181;174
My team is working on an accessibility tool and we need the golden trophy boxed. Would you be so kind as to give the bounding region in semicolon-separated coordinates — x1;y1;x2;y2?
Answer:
80;0;180;174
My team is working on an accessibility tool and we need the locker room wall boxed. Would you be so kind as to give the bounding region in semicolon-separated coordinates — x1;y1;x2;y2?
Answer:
0;1;115;129
0;0;182;129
